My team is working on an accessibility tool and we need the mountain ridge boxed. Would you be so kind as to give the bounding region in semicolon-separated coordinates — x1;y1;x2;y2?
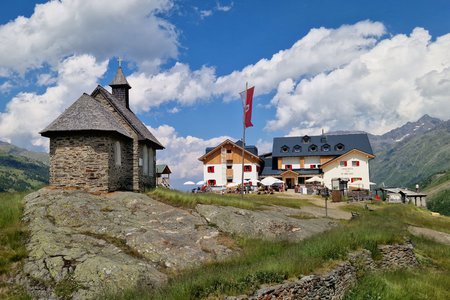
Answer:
0;141;49;192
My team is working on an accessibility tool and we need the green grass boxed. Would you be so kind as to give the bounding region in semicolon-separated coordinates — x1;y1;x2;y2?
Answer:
344;236;450;300
149;188;312;210
0;191;31;299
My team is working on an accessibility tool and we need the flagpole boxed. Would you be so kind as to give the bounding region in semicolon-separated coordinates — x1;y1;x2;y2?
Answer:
241;82;248;199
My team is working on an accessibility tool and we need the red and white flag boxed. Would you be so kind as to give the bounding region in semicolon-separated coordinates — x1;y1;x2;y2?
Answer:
240;86;255;128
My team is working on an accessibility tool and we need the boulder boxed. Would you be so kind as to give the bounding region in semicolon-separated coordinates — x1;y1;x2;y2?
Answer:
22;189;233;299
196;204;337;242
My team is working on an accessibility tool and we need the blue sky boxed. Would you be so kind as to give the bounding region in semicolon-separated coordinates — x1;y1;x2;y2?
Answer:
0;0;450;189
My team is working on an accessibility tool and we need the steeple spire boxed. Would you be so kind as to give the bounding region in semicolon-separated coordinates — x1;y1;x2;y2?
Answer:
109;59;131;109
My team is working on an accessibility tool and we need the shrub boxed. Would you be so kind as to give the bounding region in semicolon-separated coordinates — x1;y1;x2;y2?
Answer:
427;189;450;216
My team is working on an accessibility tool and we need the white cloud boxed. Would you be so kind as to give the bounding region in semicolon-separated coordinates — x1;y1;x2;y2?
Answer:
200;10;213;18
216;2;233;12
215;20;386;99
129;20;386;112
37;73;57;86
0;81;12;93
0;0;177;75
0;54;108;149
168;107;180;114
148;124;233;179
255;139;272;154
129;62;216;112
266;27;450;135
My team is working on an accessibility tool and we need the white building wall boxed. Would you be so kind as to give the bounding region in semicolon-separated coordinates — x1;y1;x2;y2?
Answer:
281;157;300;169
204;163;260;186
203;164;225;186
232;163;259;185
322;152;371;190
304;156;321;168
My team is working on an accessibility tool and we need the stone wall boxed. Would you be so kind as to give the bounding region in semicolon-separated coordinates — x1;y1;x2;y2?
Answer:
94;92;157;192
226;242;418;300
49;133;133;192
108;137;133;191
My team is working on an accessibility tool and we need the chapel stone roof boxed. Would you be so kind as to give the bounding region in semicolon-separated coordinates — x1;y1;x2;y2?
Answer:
92;85;164;149
109;66;131;88
40;93;131;138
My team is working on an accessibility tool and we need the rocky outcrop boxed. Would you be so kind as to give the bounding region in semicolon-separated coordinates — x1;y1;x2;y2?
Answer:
19;189;348;299
196;204;337;242
225;243;418;300
21;189;234;299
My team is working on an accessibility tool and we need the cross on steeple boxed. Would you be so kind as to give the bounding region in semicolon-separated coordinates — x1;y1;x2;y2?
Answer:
118;57;122;67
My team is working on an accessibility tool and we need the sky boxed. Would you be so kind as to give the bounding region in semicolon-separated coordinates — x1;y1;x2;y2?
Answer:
0;0;450;190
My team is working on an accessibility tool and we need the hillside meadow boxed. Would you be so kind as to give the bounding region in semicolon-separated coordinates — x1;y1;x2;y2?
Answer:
1;189;449;299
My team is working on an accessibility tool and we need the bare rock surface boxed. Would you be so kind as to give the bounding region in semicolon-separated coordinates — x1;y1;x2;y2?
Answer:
196;204;337;241
408;225;450;245
22;189;340;299
22;189;233;299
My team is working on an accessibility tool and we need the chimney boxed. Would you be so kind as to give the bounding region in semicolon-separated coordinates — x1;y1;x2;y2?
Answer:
109;65;131;109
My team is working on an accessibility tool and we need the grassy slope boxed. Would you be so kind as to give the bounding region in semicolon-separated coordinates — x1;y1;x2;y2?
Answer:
104;190;450;299
150;188;311;210
0;154;48;192
0;192;31;299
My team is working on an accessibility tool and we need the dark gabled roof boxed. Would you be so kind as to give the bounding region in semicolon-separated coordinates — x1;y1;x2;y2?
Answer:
199;139;262;162
40;93;131;138
205;140;258;156
92;86;164;149
234;140;258;156
272;133;373;157
109;66;131;88
156;164;171;174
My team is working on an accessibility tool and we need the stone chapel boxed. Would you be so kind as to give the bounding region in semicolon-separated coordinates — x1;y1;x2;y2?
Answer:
40;65;164;192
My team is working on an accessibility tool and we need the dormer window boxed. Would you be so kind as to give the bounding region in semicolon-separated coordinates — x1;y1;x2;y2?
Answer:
308;144;318;152
335;143;345;151
321;144;330;152
302;135;311;143
281;145;290;153
293;145;302;152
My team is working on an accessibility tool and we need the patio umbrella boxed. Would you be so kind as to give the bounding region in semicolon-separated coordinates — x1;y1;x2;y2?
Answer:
305;176;324;183
261;176;283;186
226;182;239;188
183;181;195;185
196;180;206;185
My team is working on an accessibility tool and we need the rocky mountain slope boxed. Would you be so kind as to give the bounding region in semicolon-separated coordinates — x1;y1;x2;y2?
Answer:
0;141;49;192
369;114;443;152
370;115;450;188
